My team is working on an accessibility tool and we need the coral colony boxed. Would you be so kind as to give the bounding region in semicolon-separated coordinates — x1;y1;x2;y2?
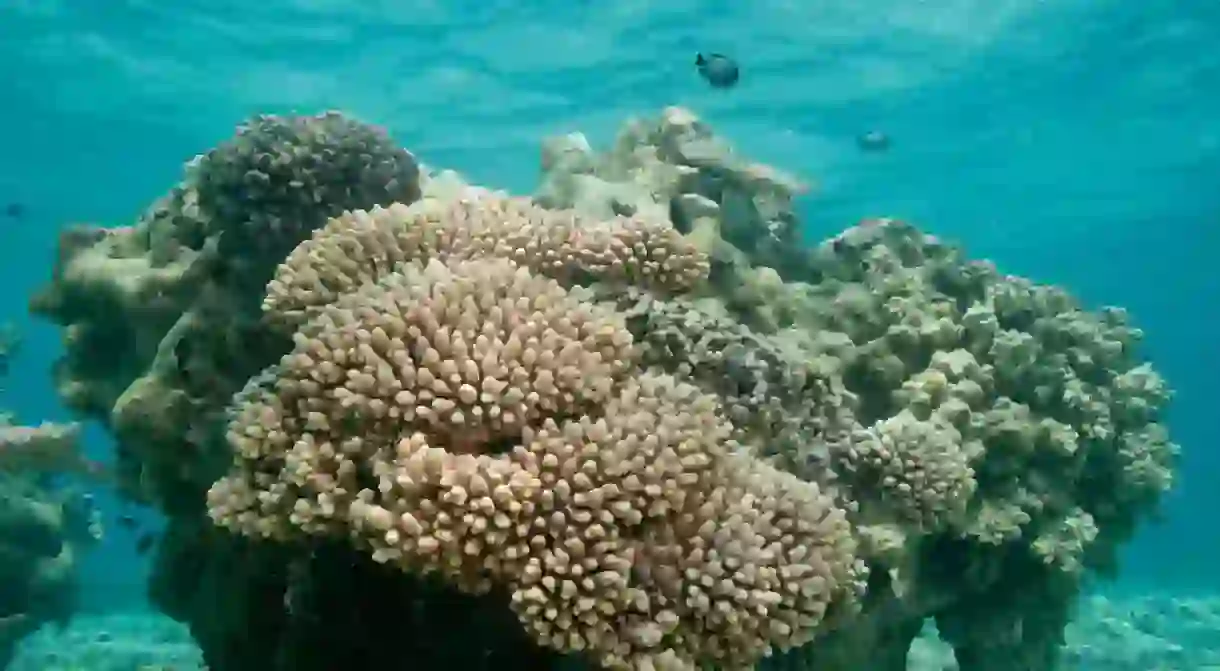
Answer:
15;107;1176;671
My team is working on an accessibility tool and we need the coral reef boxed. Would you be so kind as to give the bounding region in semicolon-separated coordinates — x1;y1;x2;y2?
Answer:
212;254;863;668
0;327;102;669
29;107;1177;670
28;111;422;515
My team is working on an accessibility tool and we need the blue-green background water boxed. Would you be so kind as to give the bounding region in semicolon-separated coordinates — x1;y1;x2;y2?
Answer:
0;0;1216;632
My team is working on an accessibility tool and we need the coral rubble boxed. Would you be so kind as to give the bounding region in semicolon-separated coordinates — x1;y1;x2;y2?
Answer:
29;108;1177;671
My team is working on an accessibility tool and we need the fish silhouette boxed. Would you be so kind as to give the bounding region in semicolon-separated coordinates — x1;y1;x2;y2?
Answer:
696;53;740;89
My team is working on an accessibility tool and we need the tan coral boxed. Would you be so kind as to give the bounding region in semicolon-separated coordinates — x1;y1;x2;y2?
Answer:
594;286;860;482
214;257;637;534
265;257;632;454
262;194;710;330
213;369;863;671
842;411;975;533
211;257;862;671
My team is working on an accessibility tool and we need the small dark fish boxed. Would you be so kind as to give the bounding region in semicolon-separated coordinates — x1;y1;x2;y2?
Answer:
857;130;891;152
135;532;156;555
696;52;740;89
117;514;139;530
3;202;24;219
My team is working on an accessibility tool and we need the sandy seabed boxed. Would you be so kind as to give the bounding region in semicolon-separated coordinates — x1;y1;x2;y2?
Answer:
10;589;1219;671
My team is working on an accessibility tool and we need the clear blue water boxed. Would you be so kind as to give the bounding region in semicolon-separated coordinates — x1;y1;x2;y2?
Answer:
1;1;1217;668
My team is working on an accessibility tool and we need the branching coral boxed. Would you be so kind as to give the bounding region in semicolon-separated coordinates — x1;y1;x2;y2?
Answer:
530;116;1177;670
769;217;1177;669
840;411;976;534
262;194;710;331
28;106;1179;671
793;218;1177;575
209;257;863;670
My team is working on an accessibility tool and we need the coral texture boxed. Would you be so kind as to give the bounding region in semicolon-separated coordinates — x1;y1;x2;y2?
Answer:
262;194;709;331
211;255;863;670
191;111;422;260
28;111;422;514
28;107;1178;671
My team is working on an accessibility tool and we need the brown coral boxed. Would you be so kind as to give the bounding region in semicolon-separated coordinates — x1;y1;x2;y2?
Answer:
27;104;1181;671
190;111;422;259
262;194;710;331
240;257;633;460
210;257;861;670
594;286;860;483
839;411;976;533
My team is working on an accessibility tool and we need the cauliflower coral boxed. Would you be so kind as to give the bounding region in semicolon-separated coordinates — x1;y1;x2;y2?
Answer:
208;202;864;670
261;195;709;331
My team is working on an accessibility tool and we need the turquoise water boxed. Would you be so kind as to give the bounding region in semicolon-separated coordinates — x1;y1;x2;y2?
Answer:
1;1;1217;669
